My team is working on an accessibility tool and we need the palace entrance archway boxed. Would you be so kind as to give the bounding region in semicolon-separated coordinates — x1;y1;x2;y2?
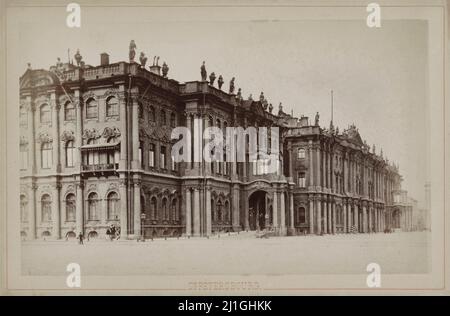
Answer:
248;190;268;230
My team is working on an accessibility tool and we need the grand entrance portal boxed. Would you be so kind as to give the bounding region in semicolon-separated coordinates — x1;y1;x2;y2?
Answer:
248;190;268;230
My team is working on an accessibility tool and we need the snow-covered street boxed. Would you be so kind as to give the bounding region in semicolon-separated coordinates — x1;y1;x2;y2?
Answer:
21;231;430;276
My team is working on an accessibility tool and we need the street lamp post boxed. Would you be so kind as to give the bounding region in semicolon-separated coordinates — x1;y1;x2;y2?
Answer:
140;212;146;242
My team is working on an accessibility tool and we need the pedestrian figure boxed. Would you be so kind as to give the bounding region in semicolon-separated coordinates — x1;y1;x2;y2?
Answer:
78;232;84;245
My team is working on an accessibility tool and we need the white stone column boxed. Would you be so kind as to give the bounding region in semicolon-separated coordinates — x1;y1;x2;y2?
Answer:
273;191;278;229
308;197;314;234
185;189;192;236
331;201;336;234
206;188;212;236
50;92;60;173
119;88;128;170
362;205;367;233
52;184;61;239
74;90;82;170
232;184;240;231
323;201;328;234
131;96;140;169
327;202;333;234
186;115;193;169
343;202;348;233
193;188;201;236
308;141;313;186
76;182;84;235
280;192;286;234
316;197;321;235
119;179;128;239
354;204;359;232
289;193;294;232
29;184;37;240
368;206;372;233
133;180;141;238
26;96;36;173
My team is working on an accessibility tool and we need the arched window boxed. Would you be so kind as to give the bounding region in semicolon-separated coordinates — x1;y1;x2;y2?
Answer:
149;106;155;122
65;141;75;167
171;198;178;221
40;104;51;124
162;197;168;220
20;143;28;170
87;192;98;220
216;119;221;130
65;193;76;221
150;197;157;220
224;200;230;222
20;106;27;127
106;96;119;117
41;194;51;222
297;207;306;224
86;98;98;119
217;200;223;221
20;194;27;222
160;110;166;125
297;148;306;159
64;101;75;121
211;199;216;221
41;142;52;169
107;192;119;220
170;113;176;127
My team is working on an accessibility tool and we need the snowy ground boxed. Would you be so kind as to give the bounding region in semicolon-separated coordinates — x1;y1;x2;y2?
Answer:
21;231;430;276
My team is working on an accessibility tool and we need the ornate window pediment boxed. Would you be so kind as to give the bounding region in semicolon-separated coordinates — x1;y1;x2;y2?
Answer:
102;127;121;139
61;130;75;143
82;128;101;141
37;132;53;144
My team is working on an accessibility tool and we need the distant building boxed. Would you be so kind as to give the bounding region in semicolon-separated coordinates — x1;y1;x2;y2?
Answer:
19;48;416;240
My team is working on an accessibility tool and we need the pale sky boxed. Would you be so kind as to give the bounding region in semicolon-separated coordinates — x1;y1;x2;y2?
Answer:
10;5;429;206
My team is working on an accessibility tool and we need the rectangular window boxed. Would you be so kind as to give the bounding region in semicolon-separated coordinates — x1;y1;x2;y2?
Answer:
171;155;175;170
149;144;155;167
66;147;74;167
42;148;52;169
160;146;166;169
298;172;306;188
298;148;306;159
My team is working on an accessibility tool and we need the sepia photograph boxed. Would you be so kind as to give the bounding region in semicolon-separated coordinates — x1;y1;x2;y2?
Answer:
0;0;448;297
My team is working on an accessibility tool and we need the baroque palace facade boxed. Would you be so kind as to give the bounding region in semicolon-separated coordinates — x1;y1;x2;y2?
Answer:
19;47;416;240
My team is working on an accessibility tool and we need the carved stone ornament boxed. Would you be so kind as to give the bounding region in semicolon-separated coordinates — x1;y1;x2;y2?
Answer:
102;127;121;139
103;88;120;99
82;128;101;141
82;90;96;102
61;130;75;142
37;132;53;144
